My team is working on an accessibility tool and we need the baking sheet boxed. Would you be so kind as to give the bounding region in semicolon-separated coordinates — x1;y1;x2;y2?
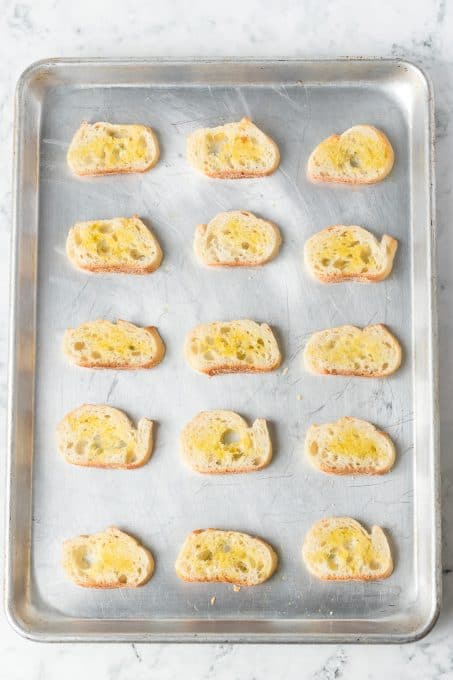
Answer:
6;58;439;642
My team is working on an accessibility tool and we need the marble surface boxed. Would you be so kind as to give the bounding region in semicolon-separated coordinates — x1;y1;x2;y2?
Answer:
1;0;453;677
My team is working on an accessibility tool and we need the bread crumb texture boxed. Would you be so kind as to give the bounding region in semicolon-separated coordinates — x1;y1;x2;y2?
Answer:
67;122;159;175
195;211;281;266
302;517;393;580
57;404;153;469
304;324;401;377
63;320;165;369
181;410;271;473
305;417;395;475
187;117;280;178
185;320;281;375
175;529;278;585
66;216;162;274
304;225;397;283
62;527;154;588
308;125;394;184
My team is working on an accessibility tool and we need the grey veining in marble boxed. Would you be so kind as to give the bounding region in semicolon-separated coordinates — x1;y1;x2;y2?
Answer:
1;0;453;677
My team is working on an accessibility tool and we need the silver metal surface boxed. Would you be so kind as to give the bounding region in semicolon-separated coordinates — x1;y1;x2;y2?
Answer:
6;58;439;643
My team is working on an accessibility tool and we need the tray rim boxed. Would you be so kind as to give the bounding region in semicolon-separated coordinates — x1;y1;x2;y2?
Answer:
5;56;440;644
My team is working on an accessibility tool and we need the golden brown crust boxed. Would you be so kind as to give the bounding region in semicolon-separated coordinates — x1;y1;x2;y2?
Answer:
202;360;281;377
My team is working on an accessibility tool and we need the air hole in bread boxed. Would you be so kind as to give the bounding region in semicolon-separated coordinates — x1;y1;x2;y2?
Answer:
310;441;318;456
221;429;241;445
118;574;127;584
369;560;381;570
91;351;101;359
198;549;212;561
74;341;85;350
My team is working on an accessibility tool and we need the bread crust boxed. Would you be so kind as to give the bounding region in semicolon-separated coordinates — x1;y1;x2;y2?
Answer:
304;225;398;283
62;527;154;588
305;416;396;475
63;321;165;370
304;323;402;377
307;125;394;185
187;117;280;179
302;518;393;581
175;528;278;585
67;122;160;177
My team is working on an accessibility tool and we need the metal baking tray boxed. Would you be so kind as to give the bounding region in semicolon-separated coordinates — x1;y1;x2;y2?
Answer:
6;58;439;643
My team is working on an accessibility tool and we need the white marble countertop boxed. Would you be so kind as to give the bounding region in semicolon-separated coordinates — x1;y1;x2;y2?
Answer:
1;0;452;677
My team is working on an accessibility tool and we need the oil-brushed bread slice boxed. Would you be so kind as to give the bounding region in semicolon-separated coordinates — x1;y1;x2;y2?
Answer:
184;320;281;376
305;417;395;475
67;122;159;176
66;216;163;274
194;211;282;267
175;529;278;585
187;117;280;179
56;404;153;469
302;517;393;581
307;125;394;184
62;527;154;588
63;319;165;369
304;324;401;377
304;225;398;283
181;410;272;474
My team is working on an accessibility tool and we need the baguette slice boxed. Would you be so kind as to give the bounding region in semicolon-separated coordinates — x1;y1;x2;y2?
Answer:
307;125;394;185
56;404;153;469
302;517;393;581
63;319;165;369
181;410;272;474
194;211;281;267
67;122;159;176
184;320;281;376
175;529;278;585
304;324;401;377
304;225;398;283
66;216;163;274
187;117;280;179
62;527;154;588
305;416;395;475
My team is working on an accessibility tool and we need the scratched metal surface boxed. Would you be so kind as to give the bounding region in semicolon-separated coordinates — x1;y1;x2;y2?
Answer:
6;59;439;642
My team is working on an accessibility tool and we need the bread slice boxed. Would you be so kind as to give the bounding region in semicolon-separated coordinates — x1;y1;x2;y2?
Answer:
63;319;165;369
194;211;281;267
305;416;395;475
181;410;272;474
56;404;153;469
187;117;280;179
66;216;163;274
175;529;278;585
304;225;398;283
302;517;393;581
184;320;281;376
62;527;154;588
67;122;159;176
307;125;394;185
303;324;401;377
